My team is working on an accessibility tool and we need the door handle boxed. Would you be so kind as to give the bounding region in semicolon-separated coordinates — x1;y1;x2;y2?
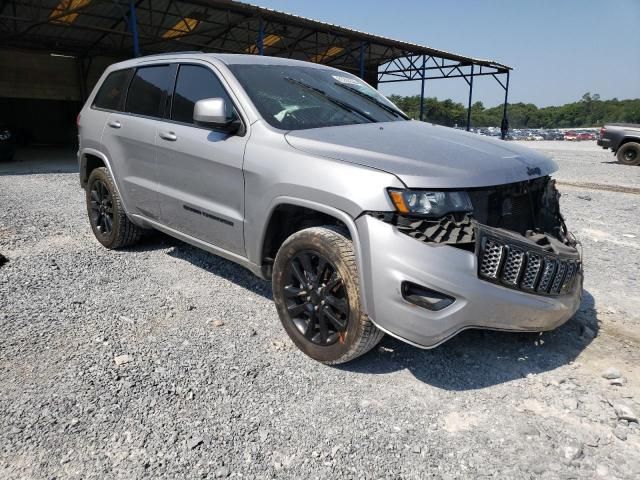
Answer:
159;131;177;141
108;120;121;129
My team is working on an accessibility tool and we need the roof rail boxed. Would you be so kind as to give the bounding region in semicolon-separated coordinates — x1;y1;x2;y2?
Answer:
138;50;204;57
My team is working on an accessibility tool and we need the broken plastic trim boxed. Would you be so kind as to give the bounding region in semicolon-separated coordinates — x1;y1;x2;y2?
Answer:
367;176;573;249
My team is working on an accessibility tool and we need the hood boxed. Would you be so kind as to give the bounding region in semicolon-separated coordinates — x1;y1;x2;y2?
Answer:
285;121;557;188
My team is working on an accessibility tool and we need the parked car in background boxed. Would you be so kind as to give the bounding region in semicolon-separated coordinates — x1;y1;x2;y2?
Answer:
77;53;583;364
0;125;16;161
577;132;595;141
598;124;640;165
564;131;578;141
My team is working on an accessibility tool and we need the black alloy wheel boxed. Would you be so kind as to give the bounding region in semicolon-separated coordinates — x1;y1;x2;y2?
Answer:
85;166;142;249
282;250;349;346
624;148;637;162
272;226;384;364
89;179;114;237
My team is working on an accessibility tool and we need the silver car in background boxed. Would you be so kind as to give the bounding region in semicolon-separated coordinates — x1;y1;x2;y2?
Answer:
77;53;582;364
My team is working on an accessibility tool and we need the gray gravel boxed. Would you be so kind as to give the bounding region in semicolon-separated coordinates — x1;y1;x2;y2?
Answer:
1;145;639;479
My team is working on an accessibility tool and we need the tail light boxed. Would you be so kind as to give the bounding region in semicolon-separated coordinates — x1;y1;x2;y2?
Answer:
599;127;605;138
76;113;81;128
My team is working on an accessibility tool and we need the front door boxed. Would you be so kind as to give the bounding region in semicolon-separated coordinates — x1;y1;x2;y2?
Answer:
154;63;247;256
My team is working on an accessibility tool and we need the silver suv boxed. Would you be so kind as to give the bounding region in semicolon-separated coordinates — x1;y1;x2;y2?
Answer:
78;53;582;364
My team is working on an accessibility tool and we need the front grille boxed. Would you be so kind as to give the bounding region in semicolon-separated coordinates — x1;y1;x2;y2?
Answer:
477;228;580;297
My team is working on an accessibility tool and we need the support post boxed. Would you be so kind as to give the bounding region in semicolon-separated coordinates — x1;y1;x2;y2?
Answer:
129;1;140;57
466;64;474;131
257;17;264;55
419;55;426;121
358;41;366;79
77;57;88;102
501;71;510;140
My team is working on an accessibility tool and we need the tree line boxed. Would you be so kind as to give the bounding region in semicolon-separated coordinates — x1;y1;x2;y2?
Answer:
387;93;640;129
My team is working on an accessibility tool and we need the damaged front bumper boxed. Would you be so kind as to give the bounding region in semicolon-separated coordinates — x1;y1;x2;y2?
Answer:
355;215;583;348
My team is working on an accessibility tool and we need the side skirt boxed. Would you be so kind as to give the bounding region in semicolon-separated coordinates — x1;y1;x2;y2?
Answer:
130;214;266;279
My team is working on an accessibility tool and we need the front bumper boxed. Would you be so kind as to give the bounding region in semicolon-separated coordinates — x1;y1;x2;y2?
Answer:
356;216;583;348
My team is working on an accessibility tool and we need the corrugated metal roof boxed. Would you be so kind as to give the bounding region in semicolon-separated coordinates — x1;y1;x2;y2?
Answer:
0;0;511;75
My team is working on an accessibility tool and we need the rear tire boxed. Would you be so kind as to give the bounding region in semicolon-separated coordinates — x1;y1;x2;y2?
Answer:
272;226;383;364
617;142;640;166
86;167;142;249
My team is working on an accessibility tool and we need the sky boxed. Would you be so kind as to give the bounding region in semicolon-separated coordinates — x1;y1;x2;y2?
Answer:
252;0;640;108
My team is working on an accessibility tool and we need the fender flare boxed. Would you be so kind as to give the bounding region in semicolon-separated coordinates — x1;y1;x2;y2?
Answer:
258;196;370;313
78;148;128;209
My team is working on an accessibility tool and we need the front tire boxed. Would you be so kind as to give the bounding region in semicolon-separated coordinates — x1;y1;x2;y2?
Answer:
86;167;142;249
272;226;383;364
617;142;640;166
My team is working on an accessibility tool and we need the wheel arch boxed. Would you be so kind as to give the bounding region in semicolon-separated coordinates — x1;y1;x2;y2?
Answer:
617;136;640;150
79;148;127;205
257;197;369;313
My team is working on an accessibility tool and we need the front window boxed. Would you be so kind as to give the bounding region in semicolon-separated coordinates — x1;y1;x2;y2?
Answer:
228;64;407;130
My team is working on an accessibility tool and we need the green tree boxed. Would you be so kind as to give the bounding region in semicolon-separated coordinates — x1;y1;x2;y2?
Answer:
388;93;640;128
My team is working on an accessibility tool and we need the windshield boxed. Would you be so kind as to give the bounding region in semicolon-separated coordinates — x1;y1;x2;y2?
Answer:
227;64;408;131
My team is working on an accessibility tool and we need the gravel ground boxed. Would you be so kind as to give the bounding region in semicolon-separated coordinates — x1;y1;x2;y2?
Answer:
1;143;639;479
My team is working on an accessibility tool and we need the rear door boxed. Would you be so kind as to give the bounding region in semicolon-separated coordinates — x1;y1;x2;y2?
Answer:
101;64;172;220
154;62;248;256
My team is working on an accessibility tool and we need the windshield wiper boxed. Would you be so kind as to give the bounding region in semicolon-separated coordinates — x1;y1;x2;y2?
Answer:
284;77;377;123
333;82;409;120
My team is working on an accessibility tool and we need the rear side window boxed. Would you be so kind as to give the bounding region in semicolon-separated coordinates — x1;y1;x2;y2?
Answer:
171;65;234;124
93;69;131;111
125;65;171;118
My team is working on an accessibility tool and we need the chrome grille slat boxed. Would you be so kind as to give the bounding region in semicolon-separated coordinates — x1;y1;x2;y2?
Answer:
561;261;579;293
537;259;557;293
521;253;542;290
550;261;568;294
502;246;525;286
479;239;504;279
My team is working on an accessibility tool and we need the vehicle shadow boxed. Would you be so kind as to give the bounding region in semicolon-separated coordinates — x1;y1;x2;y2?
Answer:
341;290;598;390
130;232;274;299
132;233;597;391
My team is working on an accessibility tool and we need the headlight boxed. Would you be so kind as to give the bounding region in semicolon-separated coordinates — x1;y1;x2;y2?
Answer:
388;189;473;217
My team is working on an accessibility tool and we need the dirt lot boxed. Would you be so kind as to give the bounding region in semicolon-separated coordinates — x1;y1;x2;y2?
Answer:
1;142;639;479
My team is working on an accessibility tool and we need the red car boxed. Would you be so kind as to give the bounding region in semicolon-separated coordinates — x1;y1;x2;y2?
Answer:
578;132;596;141
564;131;578;141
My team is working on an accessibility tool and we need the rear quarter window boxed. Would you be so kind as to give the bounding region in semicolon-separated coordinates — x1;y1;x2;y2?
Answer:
92;69;132;111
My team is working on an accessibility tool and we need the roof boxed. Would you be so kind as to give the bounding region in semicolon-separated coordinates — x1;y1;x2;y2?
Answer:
0;0;511;77
113;52;342;70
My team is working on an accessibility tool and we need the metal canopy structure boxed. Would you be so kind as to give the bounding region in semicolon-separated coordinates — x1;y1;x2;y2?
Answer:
0;0;512;132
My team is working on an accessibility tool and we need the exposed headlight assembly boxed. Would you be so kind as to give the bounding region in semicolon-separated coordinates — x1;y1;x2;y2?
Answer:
388;189;473;217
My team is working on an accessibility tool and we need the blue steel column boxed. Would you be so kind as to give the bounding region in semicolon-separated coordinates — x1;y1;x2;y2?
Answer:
466;64;474;131
501;71;510;139
419;55;426;121
359;41;366;79
257;17;264;55
129;1;140;57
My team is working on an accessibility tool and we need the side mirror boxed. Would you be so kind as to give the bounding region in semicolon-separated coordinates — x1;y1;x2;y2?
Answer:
193;98;239;132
